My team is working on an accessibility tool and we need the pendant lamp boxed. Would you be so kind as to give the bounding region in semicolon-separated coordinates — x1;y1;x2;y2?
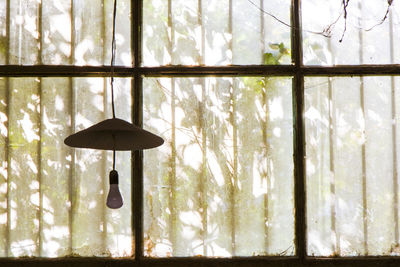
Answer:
64;0;164;209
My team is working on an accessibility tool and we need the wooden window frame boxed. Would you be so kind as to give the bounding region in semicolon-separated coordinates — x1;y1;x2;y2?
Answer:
1;0;400;266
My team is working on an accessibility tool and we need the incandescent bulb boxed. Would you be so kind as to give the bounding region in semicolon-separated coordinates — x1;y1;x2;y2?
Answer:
106;170;123;209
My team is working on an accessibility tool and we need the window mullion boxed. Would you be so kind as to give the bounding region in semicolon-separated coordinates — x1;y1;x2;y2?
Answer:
293;73;306;260
292;0;303;67
133;0;143;261
133;0;141;68
133;75;143;260
292;0;306;261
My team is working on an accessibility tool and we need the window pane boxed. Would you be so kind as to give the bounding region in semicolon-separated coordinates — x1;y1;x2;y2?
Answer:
0;77;132;257
0;0;131;66
143;0;291;66
305;76;400;256
143;77;294;257
302;0;400;65
0;0;6;64
9;0;40;64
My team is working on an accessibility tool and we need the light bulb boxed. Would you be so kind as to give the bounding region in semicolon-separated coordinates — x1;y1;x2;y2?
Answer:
106;170;123;209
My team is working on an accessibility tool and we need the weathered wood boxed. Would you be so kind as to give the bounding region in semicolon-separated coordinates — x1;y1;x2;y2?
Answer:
0;64;400;77
292;0;306;262
133;0;143;260
3;257;400;267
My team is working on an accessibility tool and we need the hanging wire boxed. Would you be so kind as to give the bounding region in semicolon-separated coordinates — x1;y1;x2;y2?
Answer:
113;149;116;170
112;133;116;170
111;0;117;171
110;0;117;119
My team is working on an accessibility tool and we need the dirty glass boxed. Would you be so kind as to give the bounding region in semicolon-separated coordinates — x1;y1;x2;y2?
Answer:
305;76;400;256
0;77;132;257
302;0;400;65
143;77;294;257
0;0;131;66
143;0;291;66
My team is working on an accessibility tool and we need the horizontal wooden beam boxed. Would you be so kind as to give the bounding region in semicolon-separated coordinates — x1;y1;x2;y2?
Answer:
0;65;135;77
140;65;295;76
302;64;400;76
0;64;399;77
3;256;400;267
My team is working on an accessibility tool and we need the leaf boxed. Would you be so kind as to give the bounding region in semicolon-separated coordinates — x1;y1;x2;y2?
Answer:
311;43;322;50
269;43;280;50
263;53;279;65
279;42;290;55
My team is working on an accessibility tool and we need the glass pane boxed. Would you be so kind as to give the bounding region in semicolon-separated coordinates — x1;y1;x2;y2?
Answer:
302;0;400;65
0;77;132;257
72;77;132;257
9;0;40;64
73;0;131;66
0;0;6;64
0;0;131;66
0;78;6;255
305;76;400;256
143;77;294;257
143;0;291;66
8;78;40;256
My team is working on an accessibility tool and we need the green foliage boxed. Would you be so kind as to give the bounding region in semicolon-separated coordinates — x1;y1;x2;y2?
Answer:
263;53;279;65
0;36;7;58
263;42;290;65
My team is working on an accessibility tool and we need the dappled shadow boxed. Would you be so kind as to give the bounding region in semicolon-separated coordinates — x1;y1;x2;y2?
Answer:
0;0;131;66
305;76;400;256
143;76;294;257
0;77;133;257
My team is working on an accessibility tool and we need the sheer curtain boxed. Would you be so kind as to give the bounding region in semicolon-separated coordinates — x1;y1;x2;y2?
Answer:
143;77;294;257
304;0;400;256
0;0;132;257
141;0;295;257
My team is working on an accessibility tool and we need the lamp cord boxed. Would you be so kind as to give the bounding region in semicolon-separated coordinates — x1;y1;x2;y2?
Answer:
113;149;116;170
110;0;117;119
112;133;116;170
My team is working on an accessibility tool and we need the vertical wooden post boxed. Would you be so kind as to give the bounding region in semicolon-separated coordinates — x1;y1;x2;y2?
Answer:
292;0;306;261
133;0;144;260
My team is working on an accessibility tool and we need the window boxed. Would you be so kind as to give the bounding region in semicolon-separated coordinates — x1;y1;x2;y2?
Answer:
143;77;294;257
0;0;133;259
0;0;400;266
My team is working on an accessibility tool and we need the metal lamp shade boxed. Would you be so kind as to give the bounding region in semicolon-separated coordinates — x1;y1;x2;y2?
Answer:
64;118;164;151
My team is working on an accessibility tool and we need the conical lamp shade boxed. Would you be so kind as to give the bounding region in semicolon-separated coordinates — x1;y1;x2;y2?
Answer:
64;118;164;151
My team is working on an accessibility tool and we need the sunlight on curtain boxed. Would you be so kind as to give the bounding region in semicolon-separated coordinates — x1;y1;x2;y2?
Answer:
305;76;400;256
0;0;131;66
0;77;133;257
0;0;133;257
143;77;294;257
302;0;400;65
142;0;291;66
